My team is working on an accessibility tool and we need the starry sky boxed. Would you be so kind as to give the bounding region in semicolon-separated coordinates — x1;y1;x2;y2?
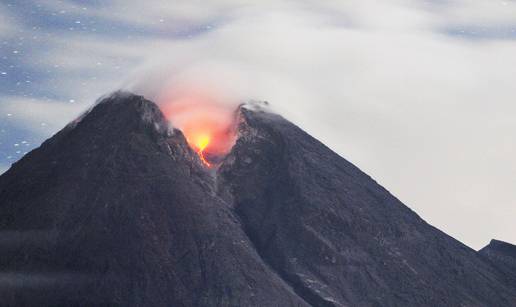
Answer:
1;0;516;249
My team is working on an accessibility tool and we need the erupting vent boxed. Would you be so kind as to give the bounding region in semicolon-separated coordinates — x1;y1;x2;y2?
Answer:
160;93;237;167
189;132;212;167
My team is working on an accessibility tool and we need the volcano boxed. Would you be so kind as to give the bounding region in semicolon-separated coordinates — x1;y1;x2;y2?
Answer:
0;92;515;306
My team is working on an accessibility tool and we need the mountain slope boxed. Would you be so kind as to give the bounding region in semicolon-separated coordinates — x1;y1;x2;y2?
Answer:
218;108;516;306
0;92;514;306
480;240;516;287
0;93;306;306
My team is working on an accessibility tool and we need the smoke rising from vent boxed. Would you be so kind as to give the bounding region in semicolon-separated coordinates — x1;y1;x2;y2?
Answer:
157;85;239;166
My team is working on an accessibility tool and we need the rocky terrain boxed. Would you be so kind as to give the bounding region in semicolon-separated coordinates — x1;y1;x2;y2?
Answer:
0;92;514;306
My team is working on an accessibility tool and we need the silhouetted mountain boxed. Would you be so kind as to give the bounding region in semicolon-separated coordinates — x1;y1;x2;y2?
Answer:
0;92;514;306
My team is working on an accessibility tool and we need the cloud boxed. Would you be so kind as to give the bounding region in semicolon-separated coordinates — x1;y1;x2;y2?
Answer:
440;0;516;26
126;1;516;249
0;6;17;38
0;96;89;135
2;0;516;249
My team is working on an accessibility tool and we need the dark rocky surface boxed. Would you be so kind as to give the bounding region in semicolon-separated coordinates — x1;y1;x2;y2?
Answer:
219;108;516;307
479;239;516;288
0;92;514;306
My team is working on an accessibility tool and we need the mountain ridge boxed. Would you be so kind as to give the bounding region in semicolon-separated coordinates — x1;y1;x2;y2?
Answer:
0;92;514;306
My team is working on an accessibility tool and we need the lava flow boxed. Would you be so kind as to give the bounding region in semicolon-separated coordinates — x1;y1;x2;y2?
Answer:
191;133;212;167
160;91;237;168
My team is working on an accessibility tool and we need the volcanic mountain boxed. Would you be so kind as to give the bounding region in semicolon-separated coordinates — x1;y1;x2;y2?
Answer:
0;92;515;306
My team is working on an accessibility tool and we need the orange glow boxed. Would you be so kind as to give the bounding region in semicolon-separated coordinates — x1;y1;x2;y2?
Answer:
190;133;211;167
160;89;237;167
195;134;210;152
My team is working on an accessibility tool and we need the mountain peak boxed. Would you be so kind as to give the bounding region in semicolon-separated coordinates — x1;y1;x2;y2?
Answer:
479;239;516;287
483;239;516;252
1;92;515;306
80;91;171;137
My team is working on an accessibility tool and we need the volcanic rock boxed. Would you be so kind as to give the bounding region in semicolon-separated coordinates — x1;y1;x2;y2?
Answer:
479;239;516;287
0;92;514;306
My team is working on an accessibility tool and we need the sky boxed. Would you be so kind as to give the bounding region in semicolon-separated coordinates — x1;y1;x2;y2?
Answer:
0;0;515;249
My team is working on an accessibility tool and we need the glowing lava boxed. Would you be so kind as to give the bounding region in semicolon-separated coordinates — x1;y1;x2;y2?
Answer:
160;90;237;168
191;133;212;167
